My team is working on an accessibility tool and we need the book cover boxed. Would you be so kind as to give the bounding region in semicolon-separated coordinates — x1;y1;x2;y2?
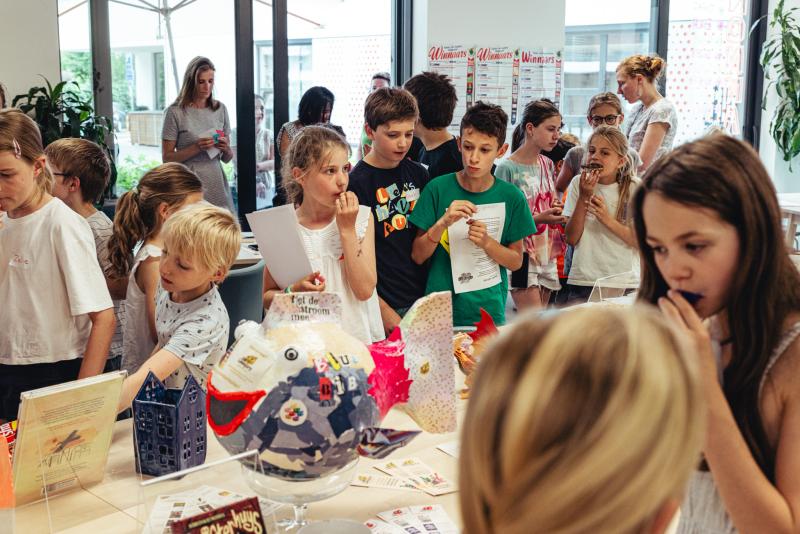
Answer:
169;496;267;533
12;371;125;506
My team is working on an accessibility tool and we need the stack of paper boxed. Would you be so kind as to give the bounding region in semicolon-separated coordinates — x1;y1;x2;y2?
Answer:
365;505;459;533
352;456;457;496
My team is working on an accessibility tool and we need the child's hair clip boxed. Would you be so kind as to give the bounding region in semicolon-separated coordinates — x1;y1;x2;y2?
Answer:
11;138;22;159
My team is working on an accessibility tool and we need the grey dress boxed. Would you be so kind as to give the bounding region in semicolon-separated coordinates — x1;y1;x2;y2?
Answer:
676;321;800;533
162;103;234;211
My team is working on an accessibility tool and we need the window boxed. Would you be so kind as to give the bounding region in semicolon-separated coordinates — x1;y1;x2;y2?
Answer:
58;0;93;103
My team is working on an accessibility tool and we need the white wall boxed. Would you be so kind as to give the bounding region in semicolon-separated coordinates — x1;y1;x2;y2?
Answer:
412;0;566;75
760;0;800;192
0;0;61;104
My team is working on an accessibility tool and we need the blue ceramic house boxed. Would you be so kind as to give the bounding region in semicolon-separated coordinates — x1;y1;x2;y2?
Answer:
133;372;207;476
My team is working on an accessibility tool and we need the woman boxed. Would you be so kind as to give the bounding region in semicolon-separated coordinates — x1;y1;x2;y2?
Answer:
616;54;678;172
232;94;275;208
162;56;234;211
276;86;344;159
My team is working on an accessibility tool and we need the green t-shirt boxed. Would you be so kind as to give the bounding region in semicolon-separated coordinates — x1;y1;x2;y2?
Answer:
409;172;536;326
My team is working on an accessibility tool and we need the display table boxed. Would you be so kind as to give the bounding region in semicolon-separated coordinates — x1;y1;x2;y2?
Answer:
12;373;466;533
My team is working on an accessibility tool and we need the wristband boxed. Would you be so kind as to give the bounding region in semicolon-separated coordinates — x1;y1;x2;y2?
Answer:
426;229;439;244
284;285;293;294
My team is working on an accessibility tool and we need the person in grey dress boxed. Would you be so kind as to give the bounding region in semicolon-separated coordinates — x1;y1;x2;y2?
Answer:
162;56;234;212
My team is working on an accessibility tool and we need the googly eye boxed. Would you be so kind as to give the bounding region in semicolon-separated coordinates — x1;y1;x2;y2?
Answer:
284;347;299;361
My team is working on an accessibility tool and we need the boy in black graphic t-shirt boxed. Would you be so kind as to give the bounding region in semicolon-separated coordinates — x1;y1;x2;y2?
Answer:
349;87;430;335
404;72;464;180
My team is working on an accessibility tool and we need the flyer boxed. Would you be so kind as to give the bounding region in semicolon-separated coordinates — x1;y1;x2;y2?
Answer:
448;202;506;294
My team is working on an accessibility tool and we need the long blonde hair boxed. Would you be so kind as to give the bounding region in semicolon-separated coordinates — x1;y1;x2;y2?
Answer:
281;125;349;205
460;306;704;534
107;162;202;278
588;125;637;222
0;109;54;201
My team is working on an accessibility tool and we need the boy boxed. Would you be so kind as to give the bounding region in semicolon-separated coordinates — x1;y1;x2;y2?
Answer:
45;139;127;372
117;203;241;412
404;71;462;179
348;87;430;335
409;102;535;327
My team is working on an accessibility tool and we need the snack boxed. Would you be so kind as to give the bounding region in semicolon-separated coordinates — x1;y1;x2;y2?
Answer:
677;290;703;304
580;162;603;171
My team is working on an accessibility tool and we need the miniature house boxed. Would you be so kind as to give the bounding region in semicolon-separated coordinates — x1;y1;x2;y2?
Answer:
133;372;207;477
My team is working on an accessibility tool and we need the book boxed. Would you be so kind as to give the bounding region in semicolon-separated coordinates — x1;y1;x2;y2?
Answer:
169;496;267;533
12;371;125;506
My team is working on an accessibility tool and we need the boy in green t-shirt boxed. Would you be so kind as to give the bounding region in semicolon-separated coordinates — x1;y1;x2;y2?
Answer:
409;101;536;326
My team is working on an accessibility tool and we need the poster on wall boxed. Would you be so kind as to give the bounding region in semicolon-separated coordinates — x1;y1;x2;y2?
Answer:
427;45;475;134
515;48;562;125
475;47;516;122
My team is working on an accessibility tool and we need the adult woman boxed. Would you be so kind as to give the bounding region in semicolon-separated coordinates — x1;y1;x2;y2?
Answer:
276;86;344;159
231;94;275;208
162;56;234;211
616;54;678;172
358;72;391;159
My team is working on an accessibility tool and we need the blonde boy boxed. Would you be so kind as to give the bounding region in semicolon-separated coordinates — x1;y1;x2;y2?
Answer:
118;203;241;411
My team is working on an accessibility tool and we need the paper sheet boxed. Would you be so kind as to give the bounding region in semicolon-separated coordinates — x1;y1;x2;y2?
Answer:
245;205;313;289
448;202;506;294
202;128;222;160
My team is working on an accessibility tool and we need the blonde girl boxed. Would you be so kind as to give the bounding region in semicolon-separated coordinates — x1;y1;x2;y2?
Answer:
262;125;383;343
563;126;639;304
460;305;704;534
495;99;568;311
0;109;114;421
108;163;203;376
616;54;678;171
555;91;642;192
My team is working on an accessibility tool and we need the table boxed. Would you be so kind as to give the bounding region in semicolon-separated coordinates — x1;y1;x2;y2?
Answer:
778;193;800;250
12;373;466;533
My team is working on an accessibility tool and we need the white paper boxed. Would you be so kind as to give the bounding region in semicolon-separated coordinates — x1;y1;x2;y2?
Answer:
436;440;460;458
448;202;506;294
246;205;313;288
203;128;221;159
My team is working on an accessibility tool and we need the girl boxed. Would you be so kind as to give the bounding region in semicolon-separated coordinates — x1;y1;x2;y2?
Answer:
556;91;642;192
496;99;568;311
564;126;639;304
108;163;203;377
0;109;115;421
276;86;346;160
262;126;383;343
460;306;704;534
633;134;800;533
162;56;234;211
616;54;678;171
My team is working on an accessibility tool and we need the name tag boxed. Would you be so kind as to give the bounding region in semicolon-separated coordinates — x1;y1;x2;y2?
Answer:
406;188;420;203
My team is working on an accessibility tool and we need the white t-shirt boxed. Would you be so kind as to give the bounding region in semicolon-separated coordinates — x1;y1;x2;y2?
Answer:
86;210;125;358
563;177;640;287
0;198;112;365
122;244;161;375
297;206;384;344
156;284;228;389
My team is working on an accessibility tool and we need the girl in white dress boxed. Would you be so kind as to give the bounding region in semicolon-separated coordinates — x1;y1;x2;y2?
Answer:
262;126;383;343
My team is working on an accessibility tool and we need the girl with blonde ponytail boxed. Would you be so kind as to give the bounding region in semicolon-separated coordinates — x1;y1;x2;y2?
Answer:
460;306;704;534
563;126;640;304
108;162;203;375
0;109;115;421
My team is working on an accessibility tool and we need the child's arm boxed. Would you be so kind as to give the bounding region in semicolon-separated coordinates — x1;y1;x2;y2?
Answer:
78;308;115;378
136;257;161;344
117;347;183;412
411;200;477;265
262;266;326;309
467;221;524;271
565;171;598;246
336;193;377;301
377;297;402;336
587;195;637;247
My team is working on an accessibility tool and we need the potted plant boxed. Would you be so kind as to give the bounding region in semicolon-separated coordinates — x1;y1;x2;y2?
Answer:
12;78;118;200
760;0;800;168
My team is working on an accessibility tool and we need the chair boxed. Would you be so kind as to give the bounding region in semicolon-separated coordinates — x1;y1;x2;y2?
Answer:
218;260;265;347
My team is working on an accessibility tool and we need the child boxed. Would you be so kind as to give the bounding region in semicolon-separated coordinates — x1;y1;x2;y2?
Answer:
0;109;115;421
556;92;641;193
633;134;800;533
118;203;240;411
496;100;568;311
263;126;383;343
348;87;429;334
45;138;126;372
404;71;463;179
460;306;704;534
409;102;535;327
108;163;203;376
563;126;639;304
541;137;577;300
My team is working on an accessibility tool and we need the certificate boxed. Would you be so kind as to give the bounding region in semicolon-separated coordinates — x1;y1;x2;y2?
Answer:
448;202;506;294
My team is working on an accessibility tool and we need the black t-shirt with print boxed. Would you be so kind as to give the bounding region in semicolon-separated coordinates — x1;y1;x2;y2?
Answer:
348;158;430;311
419;137;463;180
